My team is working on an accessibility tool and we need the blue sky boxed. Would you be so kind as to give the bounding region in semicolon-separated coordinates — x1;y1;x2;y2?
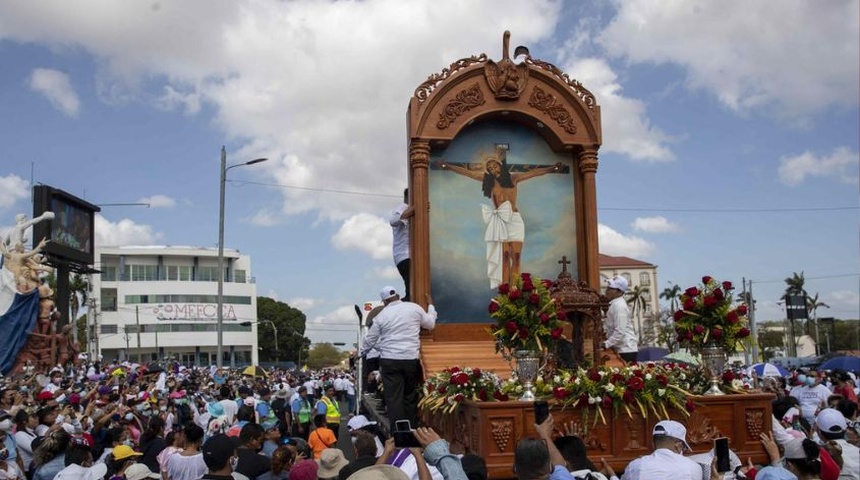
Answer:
0;0;857;348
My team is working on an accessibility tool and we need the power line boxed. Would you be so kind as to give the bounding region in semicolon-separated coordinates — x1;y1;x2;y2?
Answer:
751;273;860;284
228;180;400;198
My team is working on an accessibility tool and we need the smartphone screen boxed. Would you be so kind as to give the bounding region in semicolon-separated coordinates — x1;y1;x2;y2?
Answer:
393;420;421;448
714;437;731;472
534;400;549;425
395;420;411;432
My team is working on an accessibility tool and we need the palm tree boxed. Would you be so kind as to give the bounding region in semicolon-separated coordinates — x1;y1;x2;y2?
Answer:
660;284;682;313
782;271;808;357
68;273;90;344
782;271;807;300
806;293;830;354
626;285;650;345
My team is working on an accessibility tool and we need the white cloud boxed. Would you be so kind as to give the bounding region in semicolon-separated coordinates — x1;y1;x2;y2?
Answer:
0;174;30;209
27;68;81;116
598;223;655;257
566;57;674;161
598;0;860;121
777;147;859;186
94;214;161;247
156;85;201;115
246;210;279;227
137;194;176;208
372;266;400;280
631;216;682;233
331;213;391;260
287;297;316;311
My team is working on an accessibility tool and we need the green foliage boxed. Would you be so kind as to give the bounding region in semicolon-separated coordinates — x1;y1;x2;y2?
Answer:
306;343;348;370
256;297;307;363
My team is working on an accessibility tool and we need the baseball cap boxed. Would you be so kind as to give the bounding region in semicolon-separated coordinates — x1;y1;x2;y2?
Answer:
124;463;160;480
652;420;691;451
815;408;847;434
345;465;410;480
289;459;319;480
112;444;143;461
202;434;236;469
783;437;817;460
606;275;629;293
261;419;280;431
379;286;398;301
347;415;376;432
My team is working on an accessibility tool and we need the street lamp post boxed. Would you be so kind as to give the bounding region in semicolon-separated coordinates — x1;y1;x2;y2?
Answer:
241;320;279;363
217;147;268;368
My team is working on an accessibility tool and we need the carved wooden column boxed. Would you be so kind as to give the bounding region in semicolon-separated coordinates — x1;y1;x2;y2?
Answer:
578;147;600;289
410;140;432;308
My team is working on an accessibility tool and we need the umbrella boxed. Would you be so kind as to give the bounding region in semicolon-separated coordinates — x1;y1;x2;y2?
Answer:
242;365;267;377
663;351;700;366
637;346;669;362
818;356;860;373
746;363;788;378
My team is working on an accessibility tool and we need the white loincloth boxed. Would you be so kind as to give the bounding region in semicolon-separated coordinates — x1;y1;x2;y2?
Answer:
481;201;524;289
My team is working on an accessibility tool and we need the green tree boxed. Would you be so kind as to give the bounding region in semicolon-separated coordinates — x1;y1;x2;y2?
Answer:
626;285;650;345
256;296;307;364
655;309;679;352
757;323;786;362
306;343;348;370
659;284;681;313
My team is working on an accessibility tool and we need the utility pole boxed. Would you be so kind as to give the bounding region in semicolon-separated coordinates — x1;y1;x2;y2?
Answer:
87;297;97;359
136;306;142;363
124;325;130;361
746;278;759;362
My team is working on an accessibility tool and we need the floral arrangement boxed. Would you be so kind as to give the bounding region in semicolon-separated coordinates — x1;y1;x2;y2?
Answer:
673;275;751;354
488;273;566;358
418;366;508;414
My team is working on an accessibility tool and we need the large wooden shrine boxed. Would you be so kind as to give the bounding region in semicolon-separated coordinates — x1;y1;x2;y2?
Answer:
400;32;771;479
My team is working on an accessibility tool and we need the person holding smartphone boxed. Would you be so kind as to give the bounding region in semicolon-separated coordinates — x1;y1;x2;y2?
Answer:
601;420;703;480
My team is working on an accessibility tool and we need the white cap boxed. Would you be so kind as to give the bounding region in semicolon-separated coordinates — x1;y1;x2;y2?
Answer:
125;463;160;480
347;414;377;431
606;275;629;293
815;408;847;434
379;286;399;301
653;420;691;451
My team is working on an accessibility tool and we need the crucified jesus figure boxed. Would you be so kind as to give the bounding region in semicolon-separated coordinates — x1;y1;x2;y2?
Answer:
440;149;562;288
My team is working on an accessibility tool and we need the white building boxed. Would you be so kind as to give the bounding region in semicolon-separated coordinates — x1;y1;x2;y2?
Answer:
92;246;259;366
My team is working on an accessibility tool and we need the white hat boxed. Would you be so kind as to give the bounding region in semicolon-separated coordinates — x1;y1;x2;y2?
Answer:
125;463;160;480
317;448;350;478
346;465;409;480
347;414;376;432
606;276;629;293
652;420;691;451
815;408;847;434
379;286;399;301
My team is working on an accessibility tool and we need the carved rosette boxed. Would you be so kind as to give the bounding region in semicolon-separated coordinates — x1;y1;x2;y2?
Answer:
414;54;489;104
528;86;577;134
745;409;764;439
437;83;485;129
490;418;514;452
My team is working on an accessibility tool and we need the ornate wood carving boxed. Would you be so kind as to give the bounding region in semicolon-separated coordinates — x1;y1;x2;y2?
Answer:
414;54;489;104
624;416;646;451
746;409;764;439
686;411;723;445
528;86;577;134
437;83;485;129
491;419;514;452
550;257;606;366
484;31;529;100
526;57;598;115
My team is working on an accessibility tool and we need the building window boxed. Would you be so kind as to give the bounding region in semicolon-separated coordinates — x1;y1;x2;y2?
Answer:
101;288;117;312
622;273;632;285
234;269;246;283
639;272;651;286
100;324;118;334
101;266;117;282
129;264;158;281
197;266;218;282
123;294;252;305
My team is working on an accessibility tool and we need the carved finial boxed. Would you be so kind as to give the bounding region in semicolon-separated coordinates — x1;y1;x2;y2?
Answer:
502;30;511;60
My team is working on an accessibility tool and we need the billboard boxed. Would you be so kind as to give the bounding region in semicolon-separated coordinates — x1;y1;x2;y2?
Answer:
32;185;100;266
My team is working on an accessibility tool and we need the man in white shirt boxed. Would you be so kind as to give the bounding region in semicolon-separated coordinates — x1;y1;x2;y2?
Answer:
360;286;436;431
603;276;638;363
390;189;413;301
604;420;703;480
815;408;859;480
789;373;831;425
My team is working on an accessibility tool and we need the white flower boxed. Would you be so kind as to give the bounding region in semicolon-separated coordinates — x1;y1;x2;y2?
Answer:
598;371;607;377
731;379;744;390
574;377;581;385
553;375;561;383
645;374;652;381
658;389;666;397
604;384;615;392
679;373;686;380
588;396;599;405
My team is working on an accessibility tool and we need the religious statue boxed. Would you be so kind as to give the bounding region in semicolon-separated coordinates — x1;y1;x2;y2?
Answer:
439;147;562;288
2;211;54;252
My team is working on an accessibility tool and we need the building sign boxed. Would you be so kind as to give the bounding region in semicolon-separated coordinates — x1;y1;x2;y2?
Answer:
152;303;237;321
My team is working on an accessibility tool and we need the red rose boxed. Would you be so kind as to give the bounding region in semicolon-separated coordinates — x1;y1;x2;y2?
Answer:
550;327;563;339
722;281;733;290
498;283;510;295
521;273;532;281
657;375;669;386
454;394;464;402
633;369;645;378
522;280;535;292
676;333;684;343
578;394;589;406
556;311;567;321
588;370;601;382
602;396;613;409
711;328;724;340
529;293;540;305
610;373;625;384
673;310;686;321
427;383;435;392
685;287;700;297
684;331;693;341
702;276;713;284
738;305;748;315
488;301;500;314
449;367;461;373
540;313;550;325
518;327;529;339
451;373;469;385
438;386;447;394
704;296;718;307
736;327;751;338
553;387;569;400
472;368;482;378
722;371;735;383
627;376;645;391
726;311;739;324
508;289;521;300
685;399;696;412
693;324;705;335
713;288;724;301
478;388;488;401
542;279;553;288
505;321;518;333
682;298;696;310
493;390;505;400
